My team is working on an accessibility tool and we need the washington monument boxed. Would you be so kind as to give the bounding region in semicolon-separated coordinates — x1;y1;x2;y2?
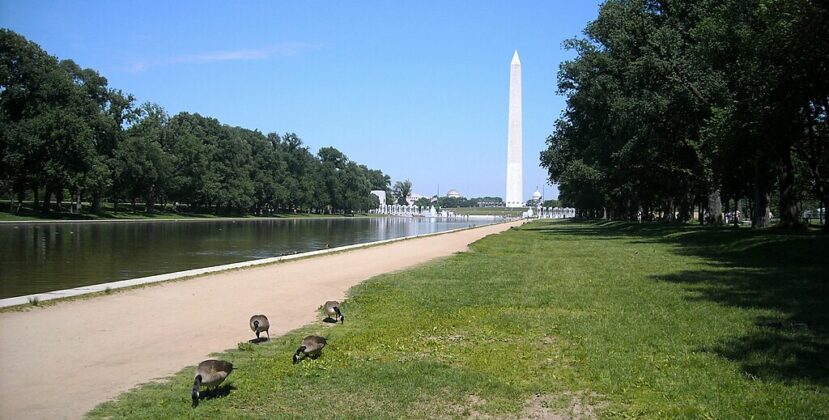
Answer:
505;50;523;208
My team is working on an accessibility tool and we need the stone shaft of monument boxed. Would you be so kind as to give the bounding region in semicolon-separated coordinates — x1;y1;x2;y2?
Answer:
506;50;523;208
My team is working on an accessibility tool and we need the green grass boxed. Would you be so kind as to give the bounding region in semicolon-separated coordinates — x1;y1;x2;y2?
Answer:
88;220;829;418
0;201;374;221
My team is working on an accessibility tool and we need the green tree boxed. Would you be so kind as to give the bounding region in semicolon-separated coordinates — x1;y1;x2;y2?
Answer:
541;0;829;227
1;29;59;212
1;30;394;219
392;179;412;205
318;147;347;213
414;197;431;207
249;132;288;214
114;103;173;212
1;31;101;213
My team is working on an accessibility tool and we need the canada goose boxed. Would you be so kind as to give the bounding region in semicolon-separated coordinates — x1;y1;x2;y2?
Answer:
249;314;270;340
292;335;327;364
191;359;234;407
324;300;345;324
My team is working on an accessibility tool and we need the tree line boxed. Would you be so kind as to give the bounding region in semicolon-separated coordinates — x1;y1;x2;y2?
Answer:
413;196;505;209
0;30;392;215
540;0;828;229
387;179;506;209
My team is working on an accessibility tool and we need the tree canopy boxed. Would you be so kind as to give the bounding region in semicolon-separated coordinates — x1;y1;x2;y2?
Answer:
541;0;829;229
1;29;392;215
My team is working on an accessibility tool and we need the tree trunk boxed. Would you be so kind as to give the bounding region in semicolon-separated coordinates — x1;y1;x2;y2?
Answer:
91;191;102;214
33;185;39;210
42;187;52;213
752;185;772;229
7;184;13;213
55;188;63;213
821;187;829;232
706;189;723;225
14;189;24;214
777;147;801;228
679;196;691;222
145;186;155;213
71;188;81;214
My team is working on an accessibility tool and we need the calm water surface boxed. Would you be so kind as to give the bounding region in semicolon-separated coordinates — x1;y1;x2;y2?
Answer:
0;217;497;298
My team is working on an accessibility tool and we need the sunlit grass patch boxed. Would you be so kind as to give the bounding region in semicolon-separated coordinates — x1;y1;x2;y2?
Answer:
89;220;829;418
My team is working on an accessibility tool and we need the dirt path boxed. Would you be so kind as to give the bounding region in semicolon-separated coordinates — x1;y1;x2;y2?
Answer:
0;220;521;419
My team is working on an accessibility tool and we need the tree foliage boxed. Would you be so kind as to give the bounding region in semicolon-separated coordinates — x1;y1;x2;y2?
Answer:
392;179;412;205
541;0;829;229
0;30;391;215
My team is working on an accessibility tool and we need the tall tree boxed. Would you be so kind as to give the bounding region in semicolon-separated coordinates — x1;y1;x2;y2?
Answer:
541;0;829;228
113;102;172;212
1;30;393;218
392;180;412;205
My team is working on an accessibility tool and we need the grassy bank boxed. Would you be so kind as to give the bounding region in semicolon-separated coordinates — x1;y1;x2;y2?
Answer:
88;221;829;418
0;202;374;222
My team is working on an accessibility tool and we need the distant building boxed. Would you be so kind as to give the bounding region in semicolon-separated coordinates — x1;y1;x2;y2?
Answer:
406;192;426;205
446;189;462;198
477;199;503;207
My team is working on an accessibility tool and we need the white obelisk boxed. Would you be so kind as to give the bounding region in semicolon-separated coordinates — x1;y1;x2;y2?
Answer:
506;50;523;208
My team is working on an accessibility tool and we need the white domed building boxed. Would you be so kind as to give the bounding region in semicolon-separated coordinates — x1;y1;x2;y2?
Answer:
446;189;462;198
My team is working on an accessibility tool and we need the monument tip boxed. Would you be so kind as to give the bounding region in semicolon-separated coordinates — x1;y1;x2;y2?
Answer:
512;50;520;64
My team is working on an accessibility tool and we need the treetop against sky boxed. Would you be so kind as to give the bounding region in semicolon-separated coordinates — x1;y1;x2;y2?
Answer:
1;1;604;199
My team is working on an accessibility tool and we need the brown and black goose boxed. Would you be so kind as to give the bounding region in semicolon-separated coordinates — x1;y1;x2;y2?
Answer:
249;314;270;340
191;359;234;407
292;335;327;364
324;300;344;324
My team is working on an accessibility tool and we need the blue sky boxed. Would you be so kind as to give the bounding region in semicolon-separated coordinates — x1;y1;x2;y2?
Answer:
1;1;602;201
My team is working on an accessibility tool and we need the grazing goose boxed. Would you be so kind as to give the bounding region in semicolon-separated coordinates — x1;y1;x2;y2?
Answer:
324;300;345;324
292;335;327;364
249;314;270;340
191;359;234;407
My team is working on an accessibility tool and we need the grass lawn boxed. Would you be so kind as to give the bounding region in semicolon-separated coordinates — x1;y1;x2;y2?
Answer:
88;220;829;418
0;202;373;222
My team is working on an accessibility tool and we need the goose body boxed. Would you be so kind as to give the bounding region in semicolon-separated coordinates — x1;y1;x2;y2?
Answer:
293;335;327;364
192;359;234;407
324;300;344;324
249;314;270;340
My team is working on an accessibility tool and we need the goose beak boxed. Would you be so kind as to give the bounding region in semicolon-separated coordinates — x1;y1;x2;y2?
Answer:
192;390;199;407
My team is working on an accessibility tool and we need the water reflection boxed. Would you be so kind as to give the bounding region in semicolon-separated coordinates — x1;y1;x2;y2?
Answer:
0;217;496;298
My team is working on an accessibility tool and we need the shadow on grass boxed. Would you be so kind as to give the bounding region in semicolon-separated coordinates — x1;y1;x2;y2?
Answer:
529;220;829;386
197;383;236;403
